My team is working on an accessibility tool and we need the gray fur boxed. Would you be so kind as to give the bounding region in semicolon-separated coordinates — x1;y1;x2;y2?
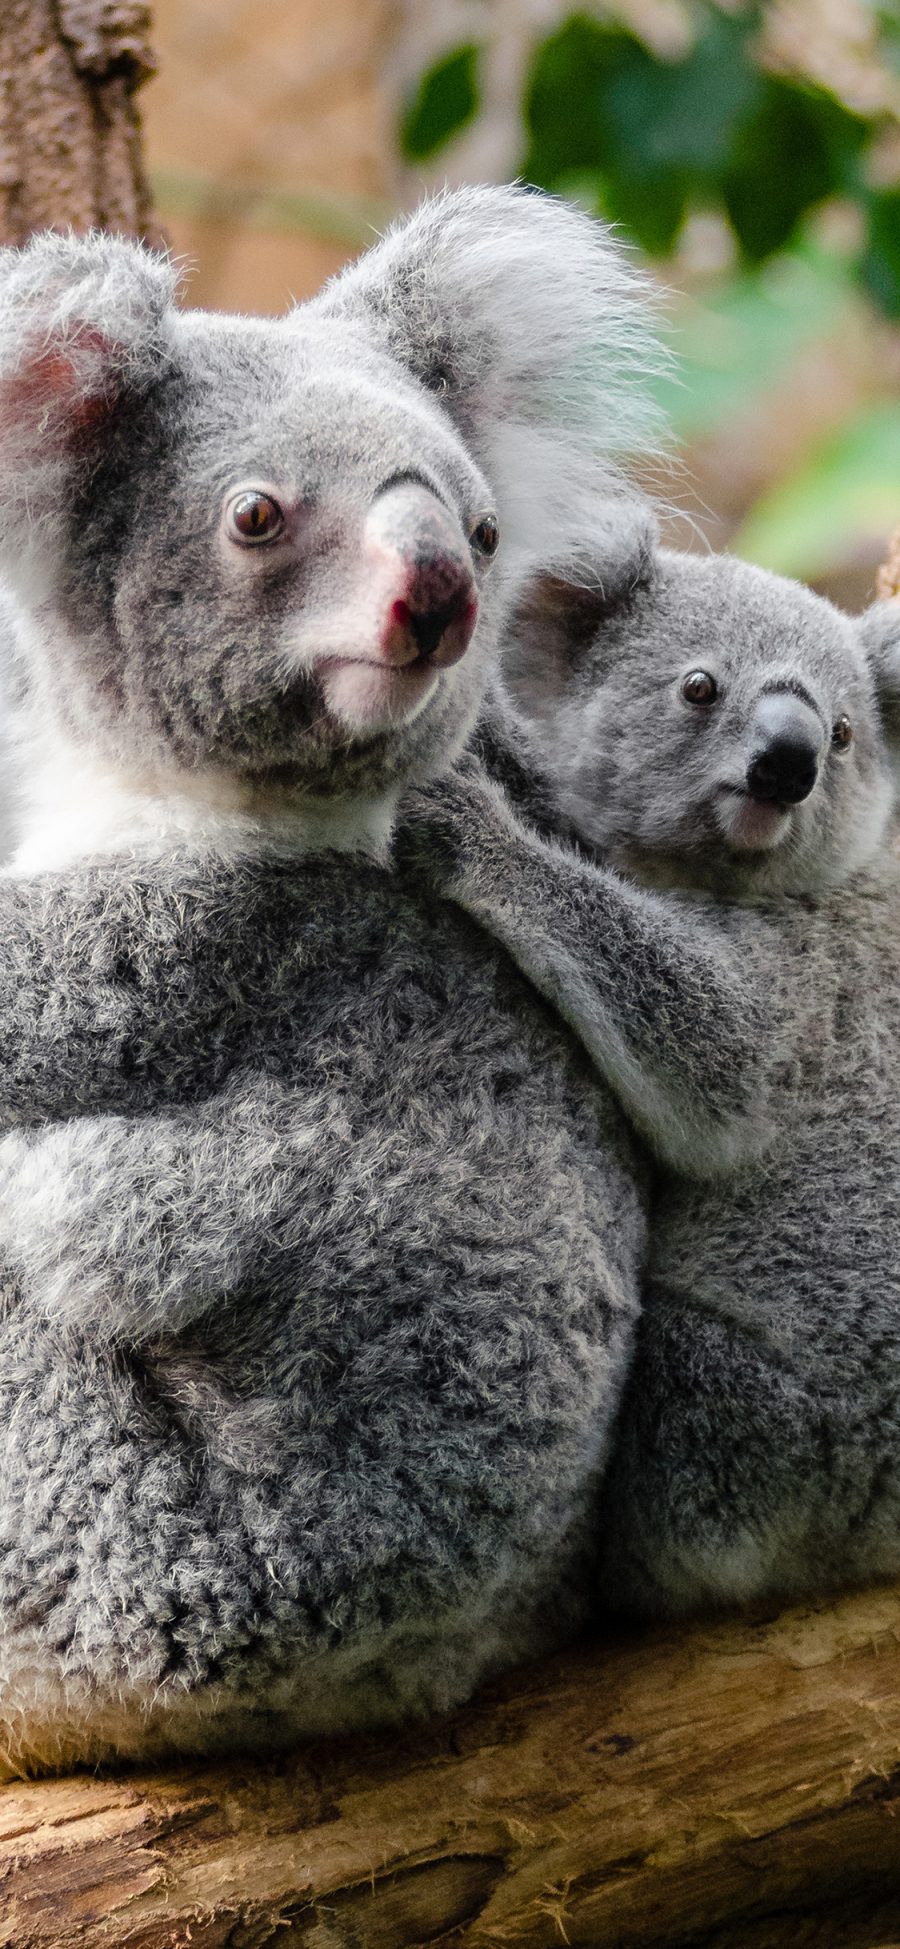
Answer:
0;854;642;1768
0;589;19;863
404;524;900;1615
0;190;660;1771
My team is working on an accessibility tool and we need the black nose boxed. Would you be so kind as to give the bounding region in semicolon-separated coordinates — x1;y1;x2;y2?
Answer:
746;738;820;804
745;694;824;806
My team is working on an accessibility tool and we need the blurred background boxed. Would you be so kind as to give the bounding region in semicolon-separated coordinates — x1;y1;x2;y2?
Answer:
143;0;900;608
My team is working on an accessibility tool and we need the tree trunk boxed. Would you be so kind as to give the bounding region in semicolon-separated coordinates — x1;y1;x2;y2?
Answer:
0;0;157;245
4;1582;900;1949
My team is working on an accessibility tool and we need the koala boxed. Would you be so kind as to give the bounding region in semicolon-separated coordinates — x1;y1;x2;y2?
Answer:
401;512;900;1616
0;189;664;1774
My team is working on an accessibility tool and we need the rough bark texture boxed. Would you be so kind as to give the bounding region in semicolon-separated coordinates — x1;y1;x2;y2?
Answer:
5;1583;900;1948
0;0;156;244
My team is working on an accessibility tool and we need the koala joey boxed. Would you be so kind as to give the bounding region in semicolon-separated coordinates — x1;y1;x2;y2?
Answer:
0;190;664;1773
403;507;900;1616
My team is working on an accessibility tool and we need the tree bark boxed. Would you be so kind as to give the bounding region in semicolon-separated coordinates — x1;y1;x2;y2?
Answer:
4;1582;900;1949
0;0;157;245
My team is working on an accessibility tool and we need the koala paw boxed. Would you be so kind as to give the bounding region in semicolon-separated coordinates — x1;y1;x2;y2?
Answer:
393;756;502;892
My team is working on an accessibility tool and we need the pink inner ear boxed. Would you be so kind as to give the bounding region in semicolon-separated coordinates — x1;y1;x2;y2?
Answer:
0;324;122;441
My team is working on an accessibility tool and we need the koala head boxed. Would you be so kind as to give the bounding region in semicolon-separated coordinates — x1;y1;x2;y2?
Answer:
507;509;900;898
0;189;661;846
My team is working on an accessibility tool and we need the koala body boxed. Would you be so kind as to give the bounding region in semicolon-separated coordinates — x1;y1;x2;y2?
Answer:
0;191;658;1771
406;524;900;1616
0;854;641;1769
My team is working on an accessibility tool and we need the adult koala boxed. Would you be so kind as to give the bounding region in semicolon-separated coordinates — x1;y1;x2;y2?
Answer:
0;190;661;1773
402;516;900;1616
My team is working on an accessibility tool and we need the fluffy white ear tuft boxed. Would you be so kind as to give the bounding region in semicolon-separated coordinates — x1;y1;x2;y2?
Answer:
317;185;669;585
860;600;900;741
0;230;177;520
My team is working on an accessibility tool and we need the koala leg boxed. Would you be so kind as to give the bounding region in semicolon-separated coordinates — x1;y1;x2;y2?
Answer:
0;1070;346;1343
597;1291;818;1616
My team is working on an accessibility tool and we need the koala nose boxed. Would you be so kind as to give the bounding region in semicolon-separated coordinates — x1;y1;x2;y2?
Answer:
745;692;825;806
365;482;478;671
386;571;476;671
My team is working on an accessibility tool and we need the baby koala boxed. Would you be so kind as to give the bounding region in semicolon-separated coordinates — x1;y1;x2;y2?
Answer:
403;510;900;1615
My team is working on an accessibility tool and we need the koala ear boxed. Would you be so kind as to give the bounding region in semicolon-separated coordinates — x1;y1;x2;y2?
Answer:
501;498;659;716
0;231;177;533
860;601;900;741
316;185;667;584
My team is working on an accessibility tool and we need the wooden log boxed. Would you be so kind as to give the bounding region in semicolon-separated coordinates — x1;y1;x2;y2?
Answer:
4;1583;900;1948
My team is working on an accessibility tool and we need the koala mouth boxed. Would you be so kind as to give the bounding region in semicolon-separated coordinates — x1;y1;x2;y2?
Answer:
314;590;478;734
716;786;793;855
315;651;444;733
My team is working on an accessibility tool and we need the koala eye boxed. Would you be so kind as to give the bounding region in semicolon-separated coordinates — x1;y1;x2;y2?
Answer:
681;670;718;706
470;513;500;561
832;714;853;750
227;490;284;545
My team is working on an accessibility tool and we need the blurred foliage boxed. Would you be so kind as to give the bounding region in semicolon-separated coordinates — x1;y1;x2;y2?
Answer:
520;10;875;278
734;401;900;576
400;1;900;583
650;240;855;442
400;3;895;306
864;185;900;315
401;44;481;161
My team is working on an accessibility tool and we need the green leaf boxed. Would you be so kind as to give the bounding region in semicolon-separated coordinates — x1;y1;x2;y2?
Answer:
862;188;900;317
732;403;900;579
601;9;761;179
876;3;900;76
522;9;760;256
522;7;875;268
400;45;481;162
523;16;623;184
723;79;869;262
603;164;688;257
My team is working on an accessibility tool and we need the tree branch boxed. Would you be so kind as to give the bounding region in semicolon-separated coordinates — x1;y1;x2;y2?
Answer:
4;1583;900;1947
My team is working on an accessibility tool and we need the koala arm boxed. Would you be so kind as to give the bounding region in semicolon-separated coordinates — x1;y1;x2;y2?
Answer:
0;865;339;1341
466;681;565;835
0;874;143;1122
0;1067;343;1343
397;763;780;1177
0;867;251;1125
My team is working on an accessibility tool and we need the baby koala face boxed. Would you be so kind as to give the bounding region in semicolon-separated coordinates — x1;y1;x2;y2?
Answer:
509;521;900;898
